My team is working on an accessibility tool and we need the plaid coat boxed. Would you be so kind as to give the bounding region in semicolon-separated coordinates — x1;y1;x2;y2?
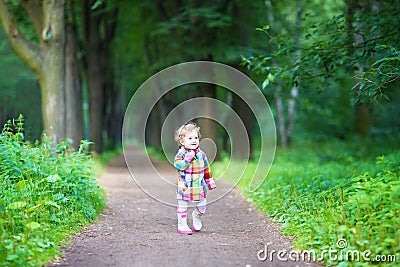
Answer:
174;147;216;201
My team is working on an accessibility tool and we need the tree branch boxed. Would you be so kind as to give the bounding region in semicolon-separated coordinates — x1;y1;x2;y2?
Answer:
0;0;42;75
18;0;43;37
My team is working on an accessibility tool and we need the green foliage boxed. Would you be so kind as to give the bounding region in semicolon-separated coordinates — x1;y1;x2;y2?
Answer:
243;1;400;106
354;45;400;104
0;26;42;141
0;116;105;266
213;139;399;266
152;4;232;60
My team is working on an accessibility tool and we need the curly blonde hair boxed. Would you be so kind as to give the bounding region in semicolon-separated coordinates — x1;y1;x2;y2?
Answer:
174;122;201;145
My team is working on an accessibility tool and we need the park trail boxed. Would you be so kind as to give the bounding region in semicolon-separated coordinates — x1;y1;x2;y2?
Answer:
48;145;321;267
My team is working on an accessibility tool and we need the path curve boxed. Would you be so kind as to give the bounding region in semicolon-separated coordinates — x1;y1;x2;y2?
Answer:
48;145;321;267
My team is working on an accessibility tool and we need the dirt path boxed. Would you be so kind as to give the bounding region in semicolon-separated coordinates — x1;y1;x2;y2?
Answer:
48;146;321;267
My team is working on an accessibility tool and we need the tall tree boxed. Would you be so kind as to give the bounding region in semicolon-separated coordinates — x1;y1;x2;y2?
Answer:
286;0;303;146
0;0;66;142
65;0;83;147
231;0;254;157
82;0;118;153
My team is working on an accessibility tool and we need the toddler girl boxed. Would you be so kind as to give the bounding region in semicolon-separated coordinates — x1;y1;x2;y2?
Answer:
174;122;216;235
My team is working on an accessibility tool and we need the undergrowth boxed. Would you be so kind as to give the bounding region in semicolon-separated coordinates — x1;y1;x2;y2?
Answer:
213;139;399;266
0;116;105;266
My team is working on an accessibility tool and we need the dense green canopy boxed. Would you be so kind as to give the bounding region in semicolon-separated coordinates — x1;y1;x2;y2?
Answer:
0;0;398;151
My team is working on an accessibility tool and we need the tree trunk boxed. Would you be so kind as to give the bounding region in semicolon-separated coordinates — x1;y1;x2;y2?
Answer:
275;85;288;147
0;0;67;143
142;32;168;149
39;0;67;143
83;0;105;153
231;1;254;159
355;104;370;138
39;48;66;143
102;5;119;149
82;0;118;152
346;0;371;138
286;0;303;146
65;3;83;149
198;83;220;161
65;25;83;148
87;55;104;153
104;76;123;149
231;93;254;159
265;0;288;147
286;85;297;146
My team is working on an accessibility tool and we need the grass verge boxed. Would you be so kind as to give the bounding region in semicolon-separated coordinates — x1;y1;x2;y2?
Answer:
213;138;399;266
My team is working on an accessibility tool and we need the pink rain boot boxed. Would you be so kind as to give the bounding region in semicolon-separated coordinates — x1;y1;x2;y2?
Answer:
177;209;193;235
192;208;204;232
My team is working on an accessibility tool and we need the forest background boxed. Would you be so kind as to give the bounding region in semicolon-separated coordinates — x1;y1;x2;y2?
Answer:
0;0;399;266
0;0;398;152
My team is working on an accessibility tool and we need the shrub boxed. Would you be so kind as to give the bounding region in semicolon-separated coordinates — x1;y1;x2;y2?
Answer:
0;116;105;266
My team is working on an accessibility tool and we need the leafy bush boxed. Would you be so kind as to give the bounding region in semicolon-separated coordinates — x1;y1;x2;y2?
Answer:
213;139;399;266
0;116;105;266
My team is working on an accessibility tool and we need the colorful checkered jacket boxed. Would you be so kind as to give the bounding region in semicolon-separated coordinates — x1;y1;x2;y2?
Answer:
174;146;216;201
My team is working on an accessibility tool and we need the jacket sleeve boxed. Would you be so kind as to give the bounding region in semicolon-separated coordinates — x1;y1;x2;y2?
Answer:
203;154;216;190
174;148;195;171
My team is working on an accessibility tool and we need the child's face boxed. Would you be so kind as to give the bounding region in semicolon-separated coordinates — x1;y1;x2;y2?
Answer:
181;130;199;150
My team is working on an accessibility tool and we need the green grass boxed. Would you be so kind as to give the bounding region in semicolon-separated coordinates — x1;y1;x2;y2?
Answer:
91;146;123;175
213;138;399;266
146;146;168;162
0;116;106;266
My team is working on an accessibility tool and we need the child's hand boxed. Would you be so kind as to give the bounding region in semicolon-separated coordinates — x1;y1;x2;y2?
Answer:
206;178;216;190
188;150;196;158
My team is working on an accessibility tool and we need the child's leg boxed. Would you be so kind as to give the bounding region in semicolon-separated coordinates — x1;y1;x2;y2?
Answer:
177;199;189;212
177;200;192;235
192;199;207;232
196;199;207;214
